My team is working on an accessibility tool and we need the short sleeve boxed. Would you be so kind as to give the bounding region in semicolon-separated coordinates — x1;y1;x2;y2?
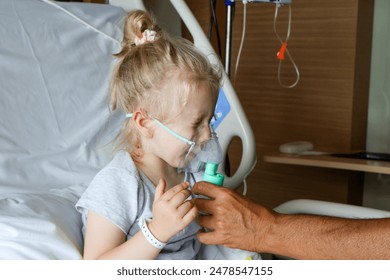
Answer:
75;167;142;235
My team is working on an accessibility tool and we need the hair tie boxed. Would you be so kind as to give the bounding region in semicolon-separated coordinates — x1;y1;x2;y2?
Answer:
134;29;158;46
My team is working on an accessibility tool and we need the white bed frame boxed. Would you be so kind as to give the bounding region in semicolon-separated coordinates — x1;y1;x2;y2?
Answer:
275;199;390;219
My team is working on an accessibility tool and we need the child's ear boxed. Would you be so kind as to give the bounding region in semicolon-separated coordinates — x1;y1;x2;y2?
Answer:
132;110;154;138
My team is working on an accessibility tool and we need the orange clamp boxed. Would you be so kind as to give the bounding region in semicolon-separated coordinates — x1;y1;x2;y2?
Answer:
277;42;287;60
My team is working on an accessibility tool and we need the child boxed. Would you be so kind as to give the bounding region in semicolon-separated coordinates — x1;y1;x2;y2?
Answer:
75;10;222;260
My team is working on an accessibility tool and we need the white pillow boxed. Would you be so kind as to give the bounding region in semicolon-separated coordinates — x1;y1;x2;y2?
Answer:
0;185;85;259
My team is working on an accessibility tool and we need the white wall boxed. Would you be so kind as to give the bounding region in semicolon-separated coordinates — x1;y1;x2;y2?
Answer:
364;0;390;211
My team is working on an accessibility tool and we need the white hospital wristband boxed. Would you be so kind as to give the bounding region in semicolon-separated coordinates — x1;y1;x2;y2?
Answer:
140;218;167;250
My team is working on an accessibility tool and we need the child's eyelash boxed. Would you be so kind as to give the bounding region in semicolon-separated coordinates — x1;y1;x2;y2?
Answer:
192;119;202;126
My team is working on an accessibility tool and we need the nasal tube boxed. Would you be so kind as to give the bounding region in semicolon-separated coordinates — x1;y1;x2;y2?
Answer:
203;162;224;186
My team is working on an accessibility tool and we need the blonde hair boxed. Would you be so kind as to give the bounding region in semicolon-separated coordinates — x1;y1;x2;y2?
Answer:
110;10;222;159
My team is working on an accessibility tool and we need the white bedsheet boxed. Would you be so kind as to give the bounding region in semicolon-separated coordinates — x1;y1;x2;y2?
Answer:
0;0;125;194
0;184;85;259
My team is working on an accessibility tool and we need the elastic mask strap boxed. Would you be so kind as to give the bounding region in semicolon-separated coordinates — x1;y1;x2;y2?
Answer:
126;113;195;146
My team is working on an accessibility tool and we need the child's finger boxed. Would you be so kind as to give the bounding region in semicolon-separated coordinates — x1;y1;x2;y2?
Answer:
169;188;192;207
161;182;189;201
180;204;198;226
177;199;195;218
154;178;166;202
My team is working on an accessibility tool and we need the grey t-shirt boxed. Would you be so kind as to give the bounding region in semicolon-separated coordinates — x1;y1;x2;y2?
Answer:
75;150;201;260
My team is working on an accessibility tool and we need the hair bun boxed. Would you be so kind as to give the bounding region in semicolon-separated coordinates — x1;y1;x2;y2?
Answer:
134;29;158;46
116;10;160;57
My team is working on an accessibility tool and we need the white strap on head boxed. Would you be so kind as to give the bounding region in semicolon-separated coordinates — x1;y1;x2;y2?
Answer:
152;118;195;146
134;29;158;46
126;113;195;146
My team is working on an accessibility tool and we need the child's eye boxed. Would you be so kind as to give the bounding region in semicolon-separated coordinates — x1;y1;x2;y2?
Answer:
191;119;202;128
192;123;201;128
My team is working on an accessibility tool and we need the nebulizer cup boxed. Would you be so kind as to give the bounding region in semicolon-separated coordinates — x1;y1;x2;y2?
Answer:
203;162;224;186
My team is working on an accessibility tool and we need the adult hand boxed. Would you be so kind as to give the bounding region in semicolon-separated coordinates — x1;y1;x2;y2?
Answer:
149;179;197;243
192;181;276;252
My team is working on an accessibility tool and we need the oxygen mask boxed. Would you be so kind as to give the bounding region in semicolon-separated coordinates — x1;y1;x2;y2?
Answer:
179;130;224;174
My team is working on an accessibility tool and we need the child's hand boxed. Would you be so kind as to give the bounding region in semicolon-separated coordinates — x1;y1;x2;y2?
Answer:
148;179;197;243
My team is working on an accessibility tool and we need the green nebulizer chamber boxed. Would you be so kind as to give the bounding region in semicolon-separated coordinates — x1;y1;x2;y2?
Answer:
203;162;224;186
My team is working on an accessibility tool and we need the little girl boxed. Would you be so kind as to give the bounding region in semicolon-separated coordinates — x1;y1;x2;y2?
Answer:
76;10;222;260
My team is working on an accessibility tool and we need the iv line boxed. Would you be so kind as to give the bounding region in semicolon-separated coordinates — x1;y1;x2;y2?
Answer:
233;1;247;85
273;4;300;88
234;2;299;88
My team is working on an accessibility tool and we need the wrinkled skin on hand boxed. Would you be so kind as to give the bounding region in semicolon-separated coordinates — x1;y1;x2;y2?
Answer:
192;181;276;252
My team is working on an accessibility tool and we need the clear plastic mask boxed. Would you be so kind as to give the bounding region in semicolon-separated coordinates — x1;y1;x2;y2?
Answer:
179;131;224;173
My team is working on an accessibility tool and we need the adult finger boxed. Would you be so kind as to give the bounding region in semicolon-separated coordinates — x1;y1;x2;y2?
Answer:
197;229;223;246
193;197;214;215
197;213;215;231
192;181;222;200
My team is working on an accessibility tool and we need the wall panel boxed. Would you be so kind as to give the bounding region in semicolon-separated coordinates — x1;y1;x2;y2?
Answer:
185;0;373;208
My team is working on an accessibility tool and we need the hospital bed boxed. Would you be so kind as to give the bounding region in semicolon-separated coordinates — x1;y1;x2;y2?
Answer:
1;0;388;260
0;0;256;259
